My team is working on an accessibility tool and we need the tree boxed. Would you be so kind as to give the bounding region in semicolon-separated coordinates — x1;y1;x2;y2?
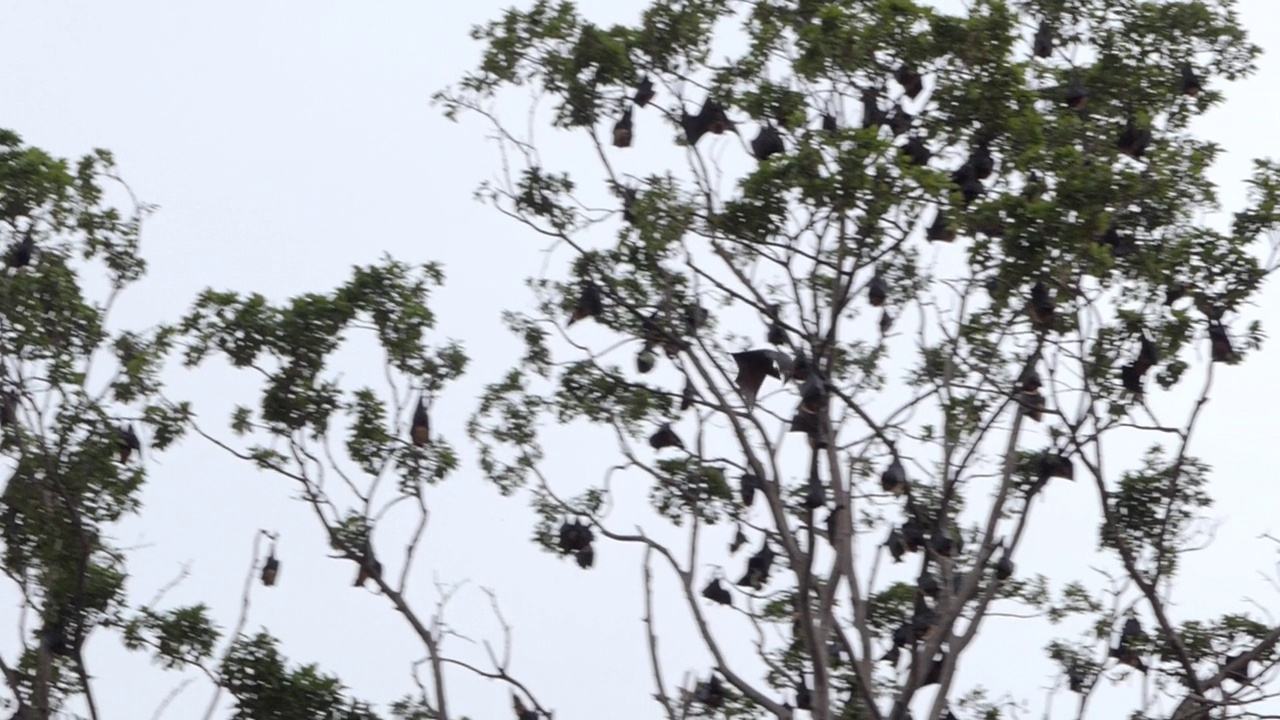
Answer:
436;0;1280;719
0;129;197;720
0;134;544;720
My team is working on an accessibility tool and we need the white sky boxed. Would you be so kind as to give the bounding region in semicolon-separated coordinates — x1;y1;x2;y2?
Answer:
1;1;1279;719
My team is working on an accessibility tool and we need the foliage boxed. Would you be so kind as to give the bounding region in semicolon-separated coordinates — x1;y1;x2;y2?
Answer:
437;0;1280;719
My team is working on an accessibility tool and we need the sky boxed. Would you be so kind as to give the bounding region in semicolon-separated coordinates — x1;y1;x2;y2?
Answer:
2;1;1280;719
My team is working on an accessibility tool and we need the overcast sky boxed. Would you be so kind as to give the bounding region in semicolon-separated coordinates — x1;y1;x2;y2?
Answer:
2;1;1279;719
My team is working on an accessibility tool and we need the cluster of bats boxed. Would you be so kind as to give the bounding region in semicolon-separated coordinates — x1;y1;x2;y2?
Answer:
255;396;431;590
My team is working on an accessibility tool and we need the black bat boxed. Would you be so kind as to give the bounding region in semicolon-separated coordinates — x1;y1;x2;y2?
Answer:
513;694;539;720
825;504;842;542
795;678;812;711
1029;281;1055;329
1033;20;1054;58
879;309;894;334
861;88;886;128
694;675;725;708
821;112;838;133
680;378;698;411
557;519;594;553
575;545;595;569
1180;63;1202;96
751;124;785;161
799;373;829;414
621;186;639;225
902;135;931;166
117;424;142;464
682;97;735;146
867;273;888;307
701;577;732;606
633;76;656;107
885;527;907;563
730;524;748;553
731;349;788;410
261;552;280;587
1110;616;1148;673
952;163;984;205
612;106;633;148
995;552;1014;581
919;570;940;599
567;283;603;325
649;422;683;450
353;542;382;588
1208;321;1234;362
1117;119;1151;159
926;210;955;242
736;542;776;590
8;230;33;269
636;348;656;374
895;63;923;99
1019;365;1042;392
0;390;16;427
739;473;759;507
1065;77;1089;109
880;457;908;496
410;397;430;447
886;107;913;137
1020;390;1046;422
971;140;994;179
804;467;826;510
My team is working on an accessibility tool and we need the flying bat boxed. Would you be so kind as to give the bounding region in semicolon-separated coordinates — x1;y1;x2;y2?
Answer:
731;349;787;410
410;397;430;447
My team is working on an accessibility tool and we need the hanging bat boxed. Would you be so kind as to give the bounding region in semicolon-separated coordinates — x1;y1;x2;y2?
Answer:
1033;20;1054;58
821;112;838;133
1110;616;1148;672
919;570;940;599
261;551;280;587
879;309;893;333
1023;170;1044;200
731;349;787;410
8;230;33;269
825;505;842;542
649;423;683;450
0;390;16;427
902;135;931;166
621;186;639;225
1224;652;1252;685
568;283;603;325
1020;389;1046;422
795;678;812;711
680;378;698;411
880;457;908;496
922;655;946;687
995;552;1014;582
633;76;656;107
887;107;913;137
1117;119;1151;159
353;550;382;588
575;544;595;569
1028;281;1055;329
911;596;938;640
701;578;732;606
730;524;748;553
861;88;886;128
694;675;726;708
684;304;709;332
636;348;656;374
751;124;785;160
952;164;984;205
1035;451;1074;484
799;374;829;415
410;397;430;447
1180;63;1202;96
513;694;539;720
117;424;142;464
557;518;594;553
742;474;770;510
929;523;955;557
1019;366;1042;392
612;107;633;148
867;273;888;307
767;319;787;346
1065;77;1089;109
885;527;907;563
902;517;926;551
926;210;955;242
804;468;825;510
895;63;923;99
736;542;776;590
880;644;901;667
1208;322;1234;362
971;139;994;179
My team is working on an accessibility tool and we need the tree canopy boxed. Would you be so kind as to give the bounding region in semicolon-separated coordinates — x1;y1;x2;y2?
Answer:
4;0;1280;719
